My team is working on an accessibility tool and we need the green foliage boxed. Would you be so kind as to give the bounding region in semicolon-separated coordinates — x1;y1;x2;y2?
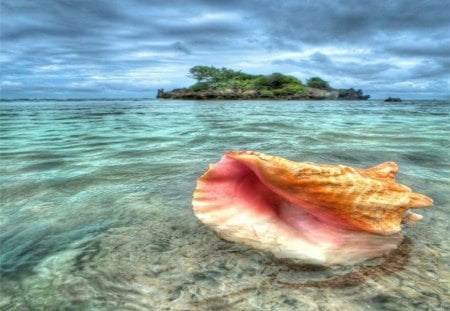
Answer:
189;82;210;91
251;73;302;90
188;66;220;83
306;77;330;90
259;90;275;98
265;73;302;88
188;66;251;84
186;65;317;96
273;83;306;96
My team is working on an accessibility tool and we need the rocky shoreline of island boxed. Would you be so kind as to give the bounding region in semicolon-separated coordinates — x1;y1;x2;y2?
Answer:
157;66;370;100
157;87;370;100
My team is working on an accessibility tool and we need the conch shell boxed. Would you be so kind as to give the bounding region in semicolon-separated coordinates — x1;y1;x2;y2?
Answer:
192;151;433;265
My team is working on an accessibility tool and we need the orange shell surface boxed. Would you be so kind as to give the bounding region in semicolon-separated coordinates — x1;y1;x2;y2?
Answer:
224;151;433;235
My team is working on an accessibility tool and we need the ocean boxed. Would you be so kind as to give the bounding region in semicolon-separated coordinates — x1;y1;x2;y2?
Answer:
1;99;449;310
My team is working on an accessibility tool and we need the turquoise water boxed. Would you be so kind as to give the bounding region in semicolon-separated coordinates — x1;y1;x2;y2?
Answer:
1;99;449;310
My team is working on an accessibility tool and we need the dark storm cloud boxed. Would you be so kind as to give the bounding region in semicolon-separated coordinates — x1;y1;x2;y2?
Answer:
387;42;450;58
253;0;449;45
1;0;127;41
0;0;449;99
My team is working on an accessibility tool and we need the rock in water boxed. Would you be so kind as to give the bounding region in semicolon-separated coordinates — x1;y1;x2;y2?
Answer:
384;97;402;102
192;151;433;266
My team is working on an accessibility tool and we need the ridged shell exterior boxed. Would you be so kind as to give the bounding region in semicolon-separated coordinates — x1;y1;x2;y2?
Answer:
224;151;433;235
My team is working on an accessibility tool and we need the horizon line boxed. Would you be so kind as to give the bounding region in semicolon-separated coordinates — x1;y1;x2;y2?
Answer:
1;97;448;102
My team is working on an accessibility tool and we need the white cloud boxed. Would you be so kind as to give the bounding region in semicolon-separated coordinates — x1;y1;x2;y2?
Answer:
130;51;165;59
1;80;22;87
187;12;241;24
33;64;62;72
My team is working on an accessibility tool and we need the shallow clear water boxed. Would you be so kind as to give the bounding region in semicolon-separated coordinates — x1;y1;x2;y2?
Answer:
1;99;449;310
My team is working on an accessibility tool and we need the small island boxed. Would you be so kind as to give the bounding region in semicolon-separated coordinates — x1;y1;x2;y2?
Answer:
157;66;370;100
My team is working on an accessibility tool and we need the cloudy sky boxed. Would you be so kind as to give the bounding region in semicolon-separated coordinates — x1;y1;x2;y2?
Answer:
1;0;449;99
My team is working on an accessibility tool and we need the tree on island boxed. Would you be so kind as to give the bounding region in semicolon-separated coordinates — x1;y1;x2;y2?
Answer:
306;77;330;90
188;66;249;83
188;66;219;82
